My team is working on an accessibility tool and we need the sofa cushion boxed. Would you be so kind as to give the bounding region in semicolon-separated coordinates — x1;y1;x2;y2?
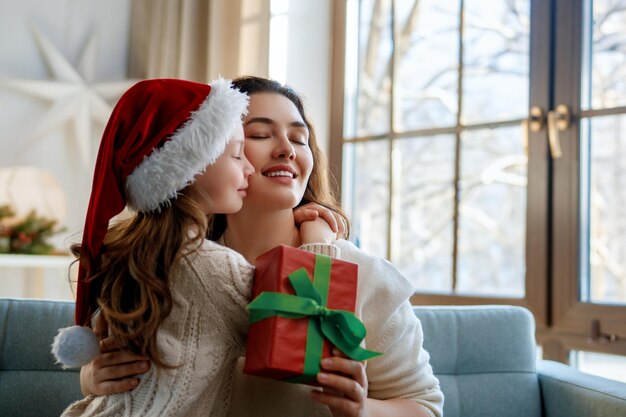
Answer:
0;298;81;417
414;305;542;417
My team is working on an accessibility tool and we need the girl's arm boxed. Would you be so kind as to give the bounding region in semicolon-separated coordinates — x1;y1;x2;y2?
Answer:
295;202;342;253
294;202;347;239
299;216;337;245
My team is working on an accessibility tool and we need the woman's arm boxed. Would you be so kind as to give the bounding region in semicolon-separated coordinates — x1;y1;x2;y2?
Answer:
80;343;149;396
366;399;434;417
330;241;444;417
79;311;150;396
364;301;443;417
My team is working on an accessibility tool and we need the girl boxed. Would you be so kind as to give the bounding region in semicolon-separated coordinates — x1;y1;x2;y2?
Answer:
80;76;444;417
54;78;339;417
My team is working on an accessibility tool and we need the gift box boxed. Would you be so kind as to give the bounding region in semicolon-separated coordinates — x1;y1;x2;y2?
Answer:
243;244;380;384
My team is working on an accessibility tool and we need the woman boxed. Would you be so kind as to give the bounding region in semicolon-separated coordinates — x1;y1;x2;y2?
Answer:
80;76;444;417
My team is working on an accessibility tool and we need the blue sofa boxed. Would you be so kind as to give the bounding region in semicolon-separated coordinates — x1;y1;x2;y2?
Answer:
1;298;625;417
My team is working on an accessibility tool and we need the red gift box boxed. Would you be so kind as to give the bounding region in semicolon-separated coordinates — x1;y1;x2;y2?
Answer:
243;245;360;383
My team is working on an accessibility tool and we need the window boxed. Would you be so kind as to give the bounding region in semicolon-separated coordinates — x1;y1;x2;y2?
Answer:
334;0;540;306
331;0;626;368
549;0;626;363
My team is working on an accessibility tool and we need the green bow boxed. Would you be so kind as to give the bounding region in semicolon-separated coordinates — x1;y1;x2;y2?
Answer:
248;255;381;381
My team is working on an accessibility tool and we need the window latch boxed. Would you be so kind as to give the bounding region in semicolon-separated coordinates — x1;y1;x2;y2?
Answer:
590;319;618;343
521;105;545;156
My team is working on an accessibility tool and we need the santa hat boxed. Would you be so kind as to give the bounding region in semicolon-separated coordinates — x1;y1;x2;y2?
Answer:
52;78;248;368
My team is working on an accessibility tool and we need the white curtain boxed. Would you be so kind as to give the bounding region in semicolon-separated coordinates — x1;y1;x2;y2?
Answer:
128;0;270;82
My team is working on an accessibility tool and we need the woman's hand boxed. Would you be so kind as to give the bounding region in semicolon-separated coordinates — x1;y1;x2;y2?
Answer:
294;203;347;239
80;346;149;396
80;314;150;397
310;348;368;417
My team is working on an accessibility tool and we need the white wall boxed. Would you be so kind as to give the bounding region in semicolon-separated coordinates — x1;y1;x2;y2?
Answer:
269;0;332;153
0;0;130;298
0;0;131;248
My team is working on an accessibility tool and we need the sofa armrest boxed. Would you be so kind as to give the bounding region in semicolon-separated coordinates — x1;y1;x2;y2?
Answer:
538;360;626;417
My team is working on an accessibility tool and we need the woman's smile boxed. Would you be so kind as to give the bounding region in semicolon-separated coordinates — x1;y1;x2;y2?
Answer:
262;164;298;184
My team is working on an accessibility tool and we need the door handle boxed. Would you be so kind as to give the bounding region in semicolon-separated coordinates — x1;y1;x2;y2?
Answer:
546;104;571;159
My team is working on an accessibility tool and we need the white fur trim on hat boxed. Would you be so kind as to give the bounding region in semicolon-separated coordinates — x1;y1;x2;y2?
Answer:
52;325;100;369
126;78;249;212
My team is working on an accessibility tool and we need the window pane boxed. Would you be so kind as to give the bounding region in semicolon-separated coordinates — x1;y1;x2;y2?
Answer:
581;0;626;110
343;140;389;259
391;135;455;292
580;116;626;305
394;0;459;131
462;0;530;124
457;126;527;296
345;0;392;137
571;351;626;384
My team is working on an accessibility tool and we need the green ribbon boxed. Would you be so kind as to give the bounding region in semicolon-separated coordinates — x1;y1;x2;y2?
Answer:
248;254;381;381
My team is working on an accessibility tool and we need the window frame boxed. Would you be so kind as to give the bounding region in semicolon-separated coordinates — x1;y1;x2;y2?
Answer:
330;0;626;363
548;0;626;357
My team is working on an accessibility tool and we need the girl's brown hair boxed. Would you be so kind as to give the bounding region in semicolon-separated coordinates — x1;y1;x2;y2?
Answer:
209;76;349;241
71;191;208;367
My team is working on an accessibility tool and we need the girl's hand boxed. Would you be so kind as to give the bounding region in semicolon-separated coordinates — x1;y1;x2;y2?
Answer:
80;314;150;396
310;348;368;417
294;203;347;239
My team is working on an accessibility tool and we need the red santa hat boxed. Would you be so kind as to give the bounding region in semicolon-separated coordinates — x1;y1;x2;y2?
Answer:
52;78;248;368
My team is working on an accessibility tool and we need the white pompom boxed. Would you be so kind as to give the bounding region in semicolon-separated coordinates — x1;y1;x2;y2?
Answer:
51;326;100;368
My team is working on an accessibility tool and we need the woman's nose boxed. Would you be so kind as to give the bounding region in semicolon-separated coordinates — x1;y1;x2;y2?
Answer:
273;136;296;160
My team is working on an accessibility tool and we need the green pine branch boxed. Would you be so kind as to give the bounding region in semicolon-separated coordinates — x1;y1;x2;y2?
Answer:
0;205;63;255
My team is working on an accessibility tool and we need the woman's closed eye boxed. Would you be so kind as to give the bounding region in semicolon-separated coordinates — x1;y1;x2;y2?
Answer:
247;134;271;139
289;137;308;146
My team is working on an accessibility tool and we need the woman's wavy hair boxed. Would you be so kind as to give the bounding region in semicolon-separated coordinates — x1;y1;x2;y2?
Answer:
71;190;209;367
208;76;349;241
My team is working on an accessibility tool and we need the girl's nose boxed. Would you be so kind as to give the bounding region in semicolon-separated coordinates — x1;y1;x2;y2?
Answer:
243;157;254;176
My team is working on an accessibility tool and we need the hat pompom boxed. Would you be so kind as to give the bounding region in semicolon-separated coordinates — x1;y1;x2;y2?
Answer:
52;326;100;368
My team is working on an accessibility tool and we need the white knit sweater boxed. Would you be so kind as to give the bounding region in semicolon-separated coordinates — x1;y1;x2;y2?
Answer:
61;240;255;417
226;239;443;417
